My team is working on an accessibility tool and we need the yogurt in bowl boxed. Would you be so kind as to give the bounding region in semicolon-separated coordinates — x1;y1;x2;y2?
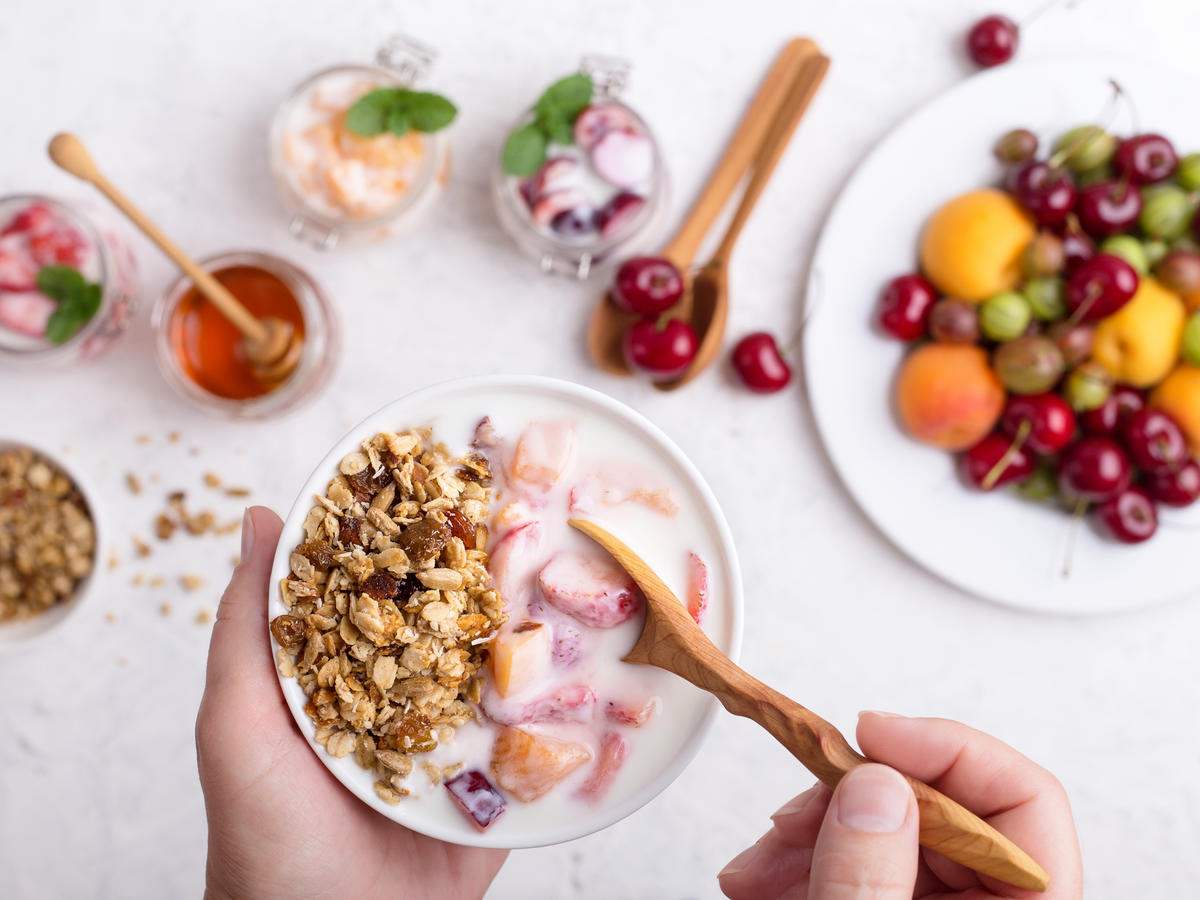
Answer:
269;376;742;848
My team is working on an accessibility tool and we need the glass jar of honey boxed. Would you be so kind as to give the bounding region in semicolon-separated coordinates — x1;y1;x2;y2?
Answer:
152;251;338;419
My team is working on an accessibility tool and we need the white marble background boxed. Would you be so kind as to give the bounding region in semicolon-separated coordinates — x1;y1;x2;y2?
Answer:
2;0;1199;896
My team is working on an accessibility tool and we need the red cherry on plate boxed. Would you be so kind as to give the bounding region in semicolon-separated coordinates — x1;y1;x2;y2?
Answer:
623;318;698;381
1001;393;1076;455
1065;254;1139;322
1096;487;1158;544
1080;385;1145;434
1008;161;1076;227
731;332;792;393
966;15;1018;67
1076;181;1143;238
1114;134;1178;185
964;432;1035;490
1058;436;1132;504
877;274;937;341
612;257;683;316
1146;459;1200;507
1059;225;1095;274
1121;408;1189;474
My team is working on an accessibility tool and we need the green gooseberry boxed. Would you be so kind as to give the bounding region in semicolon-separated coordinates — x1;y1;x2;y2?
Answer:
1064;361;1114;412
1139;184;1195;240
1022;276;1067;321
1100;235;1149;274
1076;166;1113;187
1183;312;1200;366
1143;239;1170;268
1015;463;1058;502
1052;125;1117;174
1176;152;1200;191
980;291;1033;341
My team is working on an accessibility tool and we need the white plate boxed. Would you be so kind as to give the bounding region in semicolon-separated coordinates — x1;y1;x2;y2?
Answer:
804;57;1200;616
269;375;744;847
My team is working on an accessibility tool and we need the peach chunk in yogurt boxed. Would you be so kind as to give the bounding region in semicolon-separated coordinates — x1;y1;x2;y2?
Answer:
281;72;427;221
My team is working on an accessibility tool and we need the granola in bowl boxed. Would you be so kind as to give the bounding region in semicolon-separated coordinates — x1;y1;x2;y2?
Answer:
0;444;97;627
270;428;506;804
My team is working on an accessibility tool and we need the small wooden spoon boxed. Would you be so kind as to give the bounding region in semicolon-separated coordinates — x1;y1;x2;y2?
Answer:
568;518;1051;893
586;38;818;376
47;133;302;385
657;49;829;391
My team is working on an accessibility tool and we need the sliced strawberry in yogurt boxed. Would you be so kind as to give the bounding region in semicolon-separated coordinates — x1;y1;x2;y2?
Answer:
577;731;629;801
568;466;679;517
30;227;87;267
573;104;638;151
538;552;641;628
551;621;582;668
0;291;55;337
0;234;38;291
482;683;597;726
531;190;588;228
2;202;55;237
686;551;709;625
509;420;577;492
605;696;658;728
590;130;653;188
488;521;543;604
523;156;579;206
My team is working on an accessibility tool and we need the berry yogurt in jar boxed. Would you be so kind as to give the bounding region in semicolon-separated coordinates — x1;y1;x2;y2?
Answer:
493;56;668;279
0;195;138;366
269;35;456;250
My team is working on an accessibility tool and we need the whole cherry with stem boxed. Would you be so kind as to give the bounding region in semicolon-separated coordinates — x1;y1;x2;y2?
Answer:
964;428;1036;490
965;0;1078;68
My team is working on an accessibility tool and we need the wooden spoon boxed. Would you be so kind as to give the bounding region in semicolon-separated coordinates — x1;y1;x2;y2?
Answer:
657;49;829;391
567;518;1051;893
586;38;818;376
47;133;302;385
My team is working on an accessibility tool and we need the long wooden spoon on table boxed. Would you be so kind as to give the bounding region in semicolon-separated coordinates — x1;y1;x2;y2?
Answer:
586;37;817;376
567;518;1051;893
657;48;829;391
47;133;302;384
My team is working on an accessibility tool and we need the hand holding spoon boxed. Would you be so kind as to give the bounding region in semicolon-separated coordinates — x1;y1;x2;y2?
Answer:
567;518;1051;893
47;133;302;384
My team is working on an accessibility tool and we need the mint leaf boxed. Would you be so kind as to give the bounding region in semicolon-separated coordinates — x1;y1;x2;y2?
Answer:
407;92;457;132
345;89;392;137
44;283;100;345
537;108;574;146
386;106;410;137
36;265;86;302
536;73;593;122
502;123;547;177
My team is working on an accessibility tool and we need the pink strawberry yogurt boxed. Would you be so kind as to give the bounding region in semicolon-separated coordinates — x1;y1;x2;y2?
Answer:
0;195;138;363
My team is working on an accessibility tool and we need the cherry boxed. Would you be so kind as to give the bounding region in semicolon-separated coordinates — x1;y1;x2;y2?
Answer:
1058;436;1132;504
731;332;792;393
623;318;698;381
1096;487;1158;544
1146;459;1200;507
1001;393;1076;455
1008;161;1076;227
877;274;937;341
1064;254;1138;322
612;257;683;316
1121;408;1189;474
963;432;1035;490
1059;224;1095;273
550;207;598;238
1075;181;1143;238
1079;385;1145;435
1114;134;1178;185
966;15;1018;67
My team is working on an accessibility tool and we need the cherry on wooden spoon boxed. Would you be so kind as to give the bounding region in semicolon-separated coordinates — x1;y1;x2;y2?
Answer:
567;517;1052;893
47;133;302;385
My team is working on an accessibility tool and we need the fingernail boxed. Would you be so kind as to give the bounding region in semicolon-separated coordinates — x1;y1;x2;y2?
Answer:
718;841;764;880
240;507;256;561
859;709;905;720
772;785;820;820
835;766;911;834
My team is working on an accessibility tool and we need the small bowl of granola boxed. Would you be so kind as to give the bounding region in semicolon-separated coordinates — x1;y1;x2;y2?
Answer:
269;375;742;848
0;441;101;648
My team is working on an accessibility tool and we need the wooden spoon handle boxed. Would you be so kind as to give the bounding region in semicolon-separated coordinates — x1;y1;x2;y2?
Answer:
47;133;266;344
712;50;829;261
660;37;816;268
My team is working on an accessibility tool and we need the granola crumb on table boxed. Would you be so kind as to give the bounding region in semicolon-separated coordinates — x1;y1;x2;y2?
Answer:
0;447;96;622
271;428;504;803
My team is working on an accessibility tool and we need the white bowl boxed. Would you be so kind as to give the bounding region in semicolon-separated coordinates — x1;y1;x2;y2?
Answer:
0;440;105;652
269;375;744;848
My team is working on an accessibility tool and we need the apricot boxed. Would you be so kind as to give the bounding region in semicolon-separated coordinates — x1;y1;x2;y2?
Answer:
896;344;1006;450
1150;365;1200;458
491;622;550;698
919;189;1036;302
490;726;591;802
1093;276;1187;388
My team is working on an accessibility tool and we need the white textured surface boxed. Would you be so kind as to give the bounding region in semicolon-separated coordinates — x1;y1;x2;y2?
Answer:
2;0;1199;897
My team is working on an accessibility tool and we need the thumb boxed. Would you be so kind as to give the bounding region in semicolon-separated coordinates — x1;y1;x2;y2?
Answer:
809;764;920;900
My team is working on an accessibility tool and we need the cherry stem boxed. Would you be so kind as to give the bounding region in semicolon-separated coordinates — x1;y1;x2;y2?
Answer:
1020;0;1080;29
1060;497;1089;579
1065;282;1103;329
983;419;1032;490
1046;77;1123;171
